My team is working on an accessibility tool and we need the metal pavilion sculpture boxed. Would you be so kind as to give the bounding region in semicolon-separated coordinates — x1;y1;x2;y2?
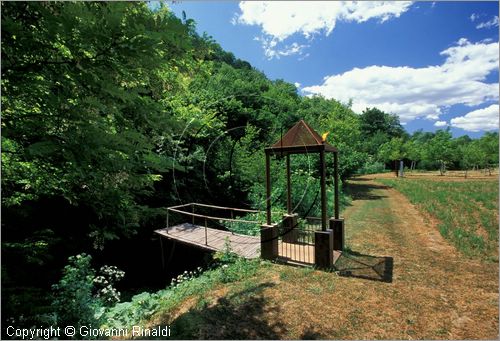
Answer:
261;120;344;267
156;119;344;268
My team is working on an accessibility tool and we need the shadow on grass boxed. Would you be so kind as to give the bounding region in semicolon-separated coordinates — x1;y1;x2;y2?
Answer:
147;282;286;339
334;249;393;283
344;180;389;201
301;328;322;339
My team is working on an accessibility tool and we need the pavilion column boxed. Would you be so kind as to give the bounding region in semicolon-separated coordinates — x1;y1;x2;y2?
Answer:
319;148;327;231
286;154;292;214
262;150;278;260
317;147;332;268
330;151;344;252
334;151;339;219
265;151;271;225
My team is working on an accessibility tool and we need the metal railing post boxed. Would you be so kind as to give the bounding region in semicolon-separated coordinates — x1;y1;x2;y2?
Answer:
166;209;169;233
192;204;195;225
205;217;208;246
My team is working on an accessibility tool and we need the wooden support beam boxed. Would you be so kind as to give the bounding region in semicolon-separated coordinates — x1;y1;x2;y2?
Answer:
265;152;272;225
286;154;292;214
320;149;327;230
334;151;339;219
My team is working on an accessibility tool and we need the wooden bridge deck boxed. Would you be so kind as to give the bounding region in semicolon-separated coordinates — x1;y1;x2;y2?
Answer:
155;223;341;265
155;223;261;259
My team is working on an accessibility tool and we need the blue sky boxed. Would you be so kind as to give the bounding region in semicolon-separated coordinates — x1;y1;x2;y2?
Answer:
166;1;499;137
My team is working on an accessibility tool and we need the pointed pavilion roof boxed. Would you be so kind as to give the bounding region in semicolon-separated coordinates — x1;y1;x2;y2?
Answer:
266;120;337;155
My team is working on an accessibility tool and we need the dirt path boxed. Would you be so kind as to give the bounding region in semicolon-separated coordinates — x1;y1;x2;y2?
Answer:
333;175;499;339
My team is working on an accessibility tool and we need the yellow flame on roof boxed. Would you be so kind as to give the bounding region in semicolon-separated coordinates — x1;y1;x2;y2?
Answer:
322;132;330;142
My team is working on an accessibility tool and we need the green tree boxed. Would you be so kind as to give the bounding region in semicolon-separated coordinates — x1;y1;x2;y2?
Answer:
2;2;195;244
359;107;406;156
301;97;366;179
404;139;422;171
478;132;499;175
378;137;406;175
460;142;481;178
1;2;200;324
425;129;453;175
359;107;405;137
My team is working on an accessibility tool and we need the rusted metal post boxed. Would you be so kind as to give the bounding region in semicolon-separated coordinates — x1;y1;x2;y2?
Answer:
166;209;169;233
265;152;271;225
334;152;339;219
320;148;327;230
286;154;292;214
191;204;195;225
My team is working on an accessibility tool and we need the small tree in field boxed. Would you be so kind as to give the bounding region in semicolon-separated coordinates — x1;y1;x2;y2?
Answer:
426;129;453;176
478;132;499;175
378;137;406;176
461;143;479;178
405;140;422;171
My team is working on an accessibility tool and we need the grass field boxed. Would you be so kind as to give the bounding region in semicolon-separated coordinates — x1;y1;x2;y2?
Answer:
377;178;499;261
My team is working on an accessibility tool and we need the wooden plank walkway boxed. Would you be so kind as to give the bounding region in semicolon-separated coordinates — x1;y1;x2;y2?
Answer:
155;223;261;259
277;243;342;265
155;223;342;265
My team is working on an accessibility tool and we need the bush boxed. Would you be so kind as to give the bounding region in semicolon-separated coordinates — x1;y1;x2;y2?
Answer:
104;291;162;329
213;238;239;263
94;265;125;306
357;160;387;174
51;254;101;335
104;251;265;330
51;254;125;338
223;211;284;236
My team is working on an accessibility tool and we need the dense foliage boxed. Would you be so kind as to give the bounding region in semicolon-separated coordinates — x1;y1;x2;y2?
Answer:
376;129;498;175
1;2;498;333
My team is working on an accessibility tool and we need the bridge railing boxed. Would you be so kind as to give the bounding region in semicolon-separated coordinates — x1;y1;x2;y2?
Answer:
165;203;325;264
165;203;285;246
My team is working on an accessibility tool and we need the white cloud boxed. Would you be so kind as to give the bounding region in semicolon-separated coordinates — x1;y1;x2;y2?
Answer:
426;113;440;120
470;13;479;22
256;37;309;59
302;38;499;124
294;82;301;88
434;120;448;127
234;1;412;58
476;16;499;29
450;104;499;132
